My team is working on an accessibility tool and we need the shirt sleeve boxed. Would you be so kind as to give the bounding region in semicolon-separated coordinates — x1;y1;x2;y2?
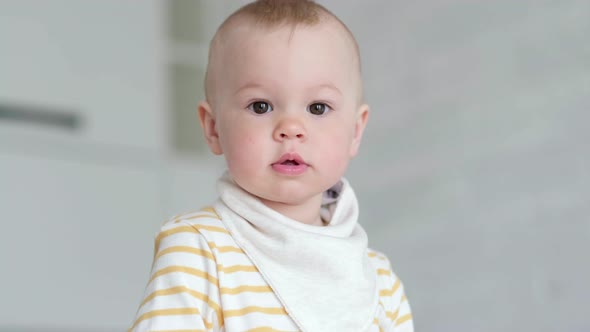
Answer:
128;220;222;332
383;256;413;332
390;279;413;332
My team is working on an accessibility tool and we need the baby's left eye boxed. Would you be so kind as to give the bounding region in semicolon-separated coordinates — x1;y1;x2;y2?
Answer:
308;103;331;115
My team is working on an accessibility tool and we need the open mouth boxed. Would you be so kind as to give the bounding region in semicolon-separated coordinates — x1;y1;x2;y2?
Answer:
273;152;306;166
272;152;308;175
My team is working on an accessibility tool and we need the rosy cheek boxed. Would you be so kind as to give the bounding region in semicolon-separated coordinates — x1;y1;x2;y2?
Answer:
319;133;350;165
247;135;256;145
227;132;262;169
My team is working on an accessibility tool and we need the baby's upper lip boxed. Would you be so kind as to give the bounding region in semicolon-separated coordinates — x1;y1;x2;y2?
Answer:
273;152;307;165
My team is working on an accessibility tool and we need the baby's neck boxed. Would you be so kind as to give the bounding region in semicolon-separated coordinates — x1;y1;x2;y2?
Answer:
259;193;324;226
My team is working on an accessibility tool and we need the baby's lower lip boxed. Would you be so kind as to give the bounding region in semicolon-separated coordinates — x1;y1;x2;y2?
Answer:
271;163;308;175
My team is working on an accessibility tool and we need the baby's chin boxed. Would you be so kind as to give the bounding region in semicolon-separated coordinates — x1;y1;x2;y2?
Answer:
257;194;315;207
228;169;336;207
244;185;325;208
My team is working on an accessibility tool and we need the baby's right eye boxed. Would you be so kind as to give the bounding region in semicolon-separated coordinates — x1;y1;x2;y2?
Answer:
247;101;273;114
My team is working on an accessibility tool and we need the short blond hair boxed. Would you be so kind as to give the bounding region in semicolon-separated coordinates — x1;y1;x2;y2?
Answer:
204;0;362;103
225;0;325;26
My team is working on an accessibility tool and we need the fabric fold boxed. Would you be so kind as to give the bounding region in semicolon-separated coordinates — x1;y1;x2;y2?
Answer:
213;172;379;332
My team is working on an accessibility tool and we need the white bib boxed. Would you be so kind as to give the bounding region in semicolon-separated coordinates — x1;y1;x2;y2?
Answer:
213;172;379;332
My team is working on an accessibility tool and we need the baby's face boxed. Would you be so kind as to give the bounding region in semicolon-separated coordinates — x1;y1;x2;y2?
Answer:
201;21;368;207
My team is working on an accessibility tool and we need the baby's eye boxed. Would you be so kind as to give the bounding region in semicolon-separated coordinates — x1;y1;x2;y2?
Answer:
308;103;331;116
248;101;273;114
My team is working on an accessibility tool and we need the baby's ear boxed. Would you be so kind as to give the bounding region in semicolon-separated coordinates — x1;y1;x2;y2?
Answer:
198;100;223;155
349;104;369;158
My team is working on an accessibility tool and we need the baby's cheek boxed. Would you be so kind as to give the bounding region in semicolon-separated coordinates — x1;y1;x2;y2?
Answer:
226;134;264;170
319;134;351;169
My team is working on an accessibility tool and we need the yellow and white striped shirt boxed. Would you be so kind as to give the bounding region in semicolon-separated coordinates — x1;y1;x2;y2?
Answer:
129;206;413;331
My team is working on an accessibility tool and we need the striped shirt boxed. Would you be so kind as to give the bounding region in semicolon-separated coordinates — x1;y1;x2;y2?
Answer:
129;207;413;331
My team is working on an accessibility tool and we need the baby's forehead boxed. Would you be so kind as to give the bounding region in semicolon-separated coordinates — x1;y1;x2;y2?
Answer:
216;16;358;57
205;16;362;104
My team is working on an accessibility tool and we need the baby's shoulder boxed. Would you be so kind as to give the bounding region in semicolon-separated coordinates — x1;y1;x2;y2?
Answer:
366;247;403;290
156;206;234;248
162;206;224;228
367;248;395;274
367;247;410;312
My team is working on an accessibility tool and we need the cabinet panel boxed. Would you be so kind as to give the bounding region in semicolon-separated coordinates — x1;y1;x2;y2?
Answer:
0;0;164;150
0;153;162;329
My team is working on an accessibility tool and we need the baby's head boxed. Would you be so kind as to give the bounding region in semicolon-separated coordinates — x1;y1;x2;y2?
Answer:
199;0;369;211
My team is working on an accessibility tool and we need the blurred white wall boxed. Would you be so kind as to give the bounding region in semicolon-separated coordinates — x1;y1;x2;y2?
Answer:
0;1;167;331
0;1;588;331
333;2;590;331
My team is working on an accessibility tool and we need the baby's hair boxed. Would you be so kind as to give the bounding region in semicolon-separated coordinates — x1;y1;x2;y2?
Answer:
225;0;325;26
204;0;361;103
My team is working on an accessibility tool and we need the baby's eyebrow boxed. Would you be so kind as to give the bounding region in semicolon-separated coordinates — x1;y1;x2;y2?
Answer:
312;83;342;96
234;81;343;97
234;82;266;95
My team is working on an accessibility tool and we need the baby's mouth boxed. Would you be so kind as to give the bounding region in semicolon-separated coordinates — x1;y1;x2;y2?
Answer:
272;152;307;166
271;152;309;175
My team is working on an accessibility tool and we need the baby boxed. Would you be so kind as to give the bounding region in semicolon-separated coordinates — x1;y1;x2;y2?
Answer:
129;1;413;331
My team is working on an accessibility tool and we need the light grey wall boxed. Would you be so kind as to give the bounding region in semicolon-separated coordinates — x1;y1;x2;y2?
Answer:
0;1;588;331
324;1;589;331
0;0;166;330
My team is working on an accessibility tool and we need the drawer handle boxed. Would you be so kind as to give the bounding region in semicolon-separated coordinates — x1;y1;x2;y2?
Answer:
0;103;82;131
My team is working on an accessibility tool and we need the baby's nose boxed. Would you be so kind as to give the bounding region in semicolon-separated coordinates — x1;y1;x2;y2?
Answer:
273;118;306;141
